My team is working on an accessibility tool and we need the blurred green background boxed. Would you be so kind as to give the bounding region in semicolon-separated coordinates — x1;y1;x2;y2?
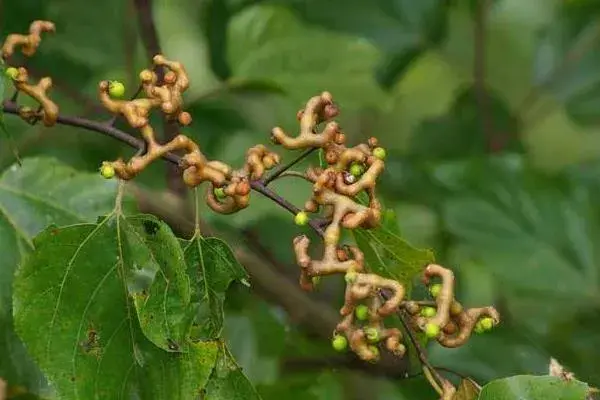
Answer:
2;0;600;398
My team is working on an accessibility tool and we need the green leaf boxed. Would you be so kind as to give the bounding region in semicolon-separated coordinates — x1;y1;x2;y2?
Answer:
181;235;249;340
375;46;425;90
442;157;597;302
224;78;286;95
410;85;522;160
532;1;600;126
228;4;385;108
12;214;212;399
137;340;220;400
352;225;435;289
124;215;193;352
199;0;233;80
478;375;589;400
204;343;262;400
276;0;450;88
0;157;120;392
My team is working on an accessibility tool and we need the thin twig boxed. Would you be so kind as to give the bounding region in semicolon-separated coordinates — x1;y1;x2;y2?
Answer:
395;306;446;391
274;170;314;183
262;148;317;185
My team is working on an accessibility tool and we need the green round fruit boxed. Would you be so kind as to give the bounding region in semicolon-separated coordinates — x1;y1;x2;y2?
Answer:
424;323;440;339
214;187;226;199
354;304;369;321
294;211;309;226
420;306;436;318
332;335;348;352
311;276;321;286
365;327;380;343
100;164;115;179
5;67;18;80
349;162;365;177
429;283;442;298
108;80;126;98
373;147;386;160
474;320;485;334
480;317;494;331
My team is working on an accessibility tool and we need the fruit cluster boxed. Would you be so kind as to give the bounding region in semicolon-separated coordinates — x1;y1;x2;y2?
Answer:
273;95;500;362
2;20;500;382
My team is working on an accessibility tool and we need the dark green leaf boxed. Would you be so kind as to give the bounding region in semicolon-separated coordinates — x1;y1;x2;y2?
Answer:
0;158;121;393
375;45;425;90
204;343;262;400
200;0;233;80
410;85;522;160
12;214;214;399
442;157;597;302
137;340;220;400
478;375;589;400
124;215;193;352
182;235;249;340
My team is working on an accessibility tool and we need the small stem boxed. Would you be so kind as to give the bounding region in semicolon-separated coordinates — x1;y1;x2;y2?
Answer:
423;365;444;396
193;187;201;237
114;180;126;214
393;303;446;391
276;170;314;183
262;148;316;185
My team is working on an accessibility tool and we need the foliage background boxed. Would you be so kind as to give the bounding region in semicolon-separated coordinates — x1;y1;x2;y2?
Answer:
2;0;600;398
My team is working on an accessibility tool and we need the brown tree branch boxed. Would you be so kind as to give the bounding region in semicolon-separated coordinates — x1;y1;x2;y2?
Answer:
473;0;496;152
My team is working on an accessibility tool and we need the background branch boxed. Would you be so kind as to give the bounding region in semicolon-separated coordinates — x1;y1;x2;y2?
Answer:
473;0;495;152
132;0;186;196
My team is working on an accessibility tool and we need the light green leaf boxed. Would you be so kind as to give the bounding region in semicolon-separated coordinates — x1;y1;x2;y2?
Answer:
228;4;385;108
204;343;262;400
182;236;249;340
478;375;589;400
352;226;435;289
12;214;212;399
